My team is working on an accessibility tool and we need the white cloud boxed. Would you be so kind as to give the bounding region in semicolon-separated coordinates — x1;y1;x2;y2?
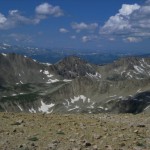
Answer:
0;3;64;30
124;37;142;43
82;35;98;43
100;4;140;35
70;35;76;39
119;4;140;16
100;0;150;42
59;28;69;33
0;13;7;24
35;3;64;17
0;10;38;30
71;22;98;32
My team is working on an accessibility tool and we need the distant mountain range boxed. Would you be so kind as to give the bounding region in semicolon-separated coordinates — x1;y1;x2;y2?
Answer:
0;53;150;114
1;43;150;65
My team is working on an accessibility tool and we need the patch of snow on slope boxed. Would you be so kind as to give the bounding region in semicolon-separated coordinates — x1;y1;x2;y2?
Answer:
2;53;7;56
68;105;79;111
121;70;126;76
134;66;145;74
142;58;150;68
65;99;70;108
109;95;117;98
137;89;142;93
20;81;23;84
40;62;52;66
140;61;146;68
17;104;23;111
63;79;72;82
144;105;150;111
126;72;132;79
19;93;24;95
29;107;36;113
43;70;49;75
43;70;54;78
38;100;55;113
71;95;87;103
46;79;59;84
87;102;95;109
99;106;104;109
87;72;101;79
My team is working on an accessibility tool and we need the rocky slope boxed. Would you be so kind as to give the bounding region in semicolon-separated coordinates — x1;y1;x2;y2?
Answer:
0;53;150;114
0;113;149;150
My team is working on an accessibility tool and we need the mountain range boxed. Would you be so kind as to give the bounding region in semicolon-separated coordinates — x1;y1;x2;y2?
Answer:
0;53;150;114
1;42;150;65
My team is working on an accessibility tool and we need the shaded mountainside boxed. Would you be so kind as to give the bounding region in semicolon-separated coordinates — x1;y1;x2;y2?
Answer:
0;53;150;114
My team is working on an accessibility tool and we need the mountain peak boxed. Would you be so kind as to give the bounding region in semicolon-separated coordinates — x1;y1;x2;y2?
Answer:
55;55;96;79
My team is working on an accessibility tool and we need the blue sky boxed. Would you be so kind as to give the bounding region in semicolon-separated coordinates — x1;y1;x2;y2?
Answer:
0;0;150;53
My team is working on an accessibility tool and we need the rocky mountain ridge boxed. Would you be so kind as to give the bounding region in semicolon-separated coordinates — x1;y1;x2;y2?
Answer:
0;53;150;114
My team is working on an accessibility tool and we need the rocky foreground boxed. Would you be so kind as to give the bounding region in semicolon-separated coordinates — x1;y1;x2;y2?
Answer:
0;113;150;150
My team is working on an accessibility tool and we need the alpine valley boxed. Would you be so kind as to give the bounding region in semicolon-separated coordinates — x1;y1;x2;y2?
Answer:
0;52;150;114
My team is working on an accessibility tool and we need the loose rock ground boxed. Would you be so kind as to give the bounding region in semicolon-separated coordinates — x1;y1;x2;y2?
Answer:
0;113;150;150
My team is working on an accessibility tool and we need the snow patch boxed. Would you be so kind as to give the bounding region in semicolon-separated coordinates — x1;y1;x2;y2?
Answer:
126;72;133;79
70;95;87;103
2;53;7;57
43;70;53;78
41;62;52;66
46;79;59;84
121;70;126;76
144;105;150;111
17;105;23;111
63;79;72;82
134;66;145;73
99;106;104;109
43;70;49;75
29;107;36;113
38;100;55;113
68;105;79;111
20;81;23;84
87;72;101;79
137;89;142;93
87;102;95;109
109;95;117;98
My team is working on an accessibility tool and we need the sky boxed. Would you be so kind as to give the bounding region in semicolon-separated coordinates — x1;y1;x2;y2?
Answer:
0;0;150;53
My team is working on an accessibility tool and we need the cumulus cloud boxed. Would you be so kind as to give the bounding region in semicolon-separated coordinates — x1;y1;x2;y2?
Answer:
0;3;64;30
119;4;140;16
82;35;98;43
35;3;64;17
0;10;38;30
59;28;69;33
100;0;150;42
124;37;142;43
70;35;76;39
71;22;98;32
0;13;7;24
